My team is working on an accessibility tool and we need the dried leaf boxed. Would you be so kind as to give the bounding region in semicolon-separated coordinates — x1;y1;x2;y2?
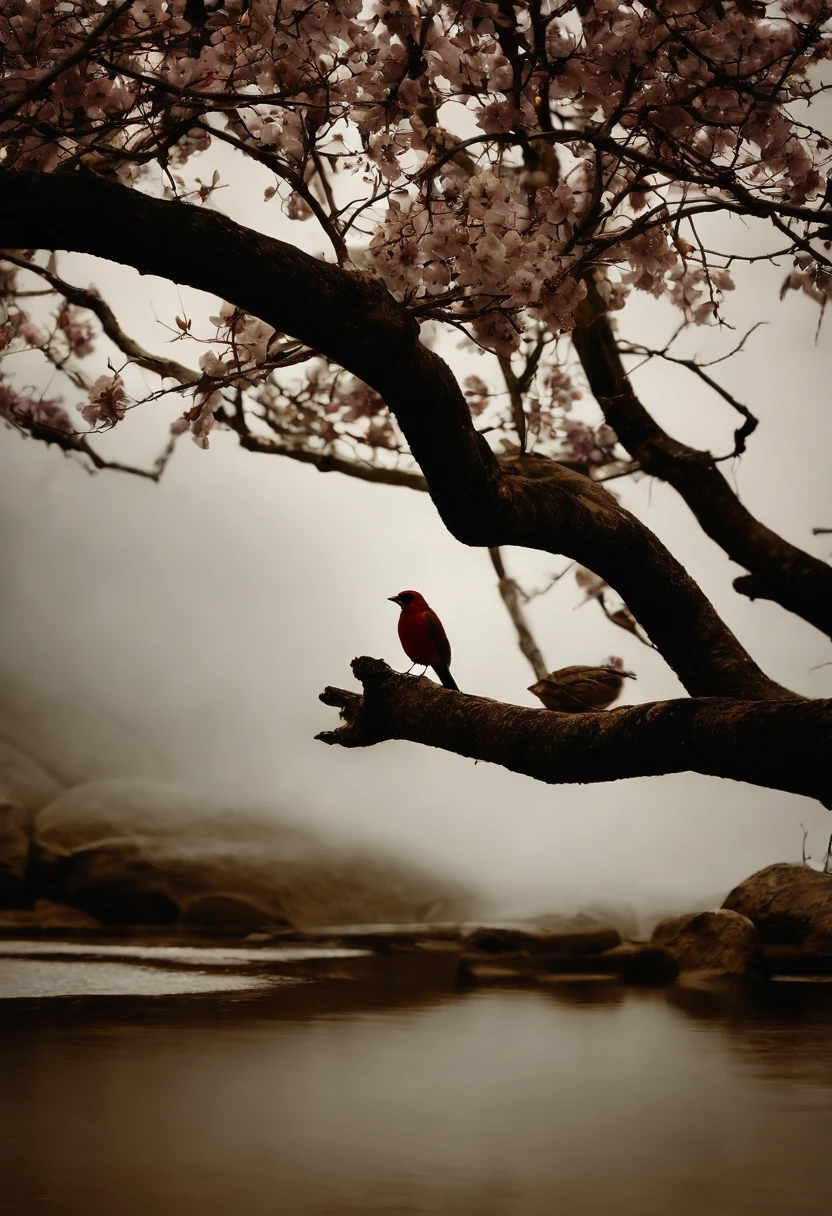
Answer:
575;566;608;601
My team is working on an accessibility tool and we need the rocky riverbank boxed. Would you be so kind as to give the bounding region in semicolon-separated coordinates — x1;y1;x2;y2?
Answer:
3;727;831;988
2;861;831;1000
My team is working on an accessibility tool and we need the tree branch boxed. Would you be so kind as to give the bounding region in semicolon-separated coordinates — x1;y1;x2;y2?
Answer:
0;0;136;125
572;279;832;640
227;422;428;490
318;659;832;807
489;547;548;680
199;123;349;266
0;253;197;384
0;168;794;701
619;334;760;458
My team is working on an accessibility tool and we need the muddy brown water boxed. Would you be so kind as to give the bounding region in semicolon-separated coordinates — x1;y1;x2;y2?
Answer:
1;952;831;1216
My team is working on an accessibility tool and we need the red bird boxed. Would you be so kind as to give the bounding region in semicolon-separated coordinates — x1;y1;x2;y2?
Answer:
388;590;458;690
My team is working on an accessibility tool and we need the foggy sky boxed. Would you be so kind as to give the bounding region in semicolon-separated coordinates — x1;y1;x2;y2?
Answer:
1;146;831;921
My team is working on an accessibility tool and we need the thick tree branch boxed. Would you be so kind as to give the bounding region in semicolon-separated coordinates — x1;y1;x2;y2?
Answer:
0;168;794;700
572;280;832;640
319;659;832;807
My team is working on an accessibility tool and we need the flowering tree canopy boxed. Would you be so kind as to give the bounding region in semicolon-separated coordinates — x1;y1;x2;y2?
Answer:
1;1;830;800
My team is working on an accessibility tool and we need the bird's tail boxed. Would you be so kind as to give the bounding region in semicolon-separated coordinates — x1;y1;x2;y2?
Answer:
433;664;459;691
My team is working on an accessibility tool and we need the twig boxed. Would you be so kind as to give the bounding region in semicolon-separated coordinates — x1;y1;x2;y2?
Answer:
522;563;576;602
598;593;657;650
619;339;759;457
1;253;197;384
489;547;549;680
0;0;136;125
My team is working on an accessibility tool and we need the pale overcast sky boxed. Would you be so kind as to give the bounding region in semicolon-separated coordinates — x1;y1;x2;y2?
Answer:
2;144;830;922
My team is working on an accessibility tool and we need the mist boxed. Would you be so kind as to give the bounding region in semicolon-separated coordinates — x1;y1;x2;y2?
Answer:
2;151;831;927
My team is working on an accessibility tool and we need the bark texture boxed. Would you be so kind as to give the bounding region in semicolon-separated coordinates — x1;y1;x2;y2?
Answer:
572;282;832;639
319;659;832;806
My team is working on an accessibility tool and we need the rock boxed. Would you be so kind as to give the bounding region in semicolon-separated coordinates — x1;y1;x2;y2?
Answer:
486;902;644;942
34;900;100;928
722;863;832;953
458;943;677;987
544;944;678;986
181;893;289;933
463;926;621;957
458;960;619;988
763;947;832;976
0;899;99;930
457;961;539;987
32;779;474;928
0;740;64;826
0;800;30;908
33;839;182;924
651;909;763;975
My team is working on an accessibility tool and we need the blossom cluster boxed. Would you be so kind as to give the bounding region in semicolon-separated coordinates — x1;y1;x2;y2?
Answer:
1;0;830;459
0;378;72;435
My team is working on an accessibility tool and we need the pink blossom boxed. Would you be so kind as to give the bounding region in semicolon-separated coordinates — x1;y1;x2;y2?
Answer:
18;321;46;346
199;350;230;378
1;0;830;456
58;306;96;358
284;193;313;221
188;392;219;449
476;100;522;135
0;383;72;435
78;375;129;428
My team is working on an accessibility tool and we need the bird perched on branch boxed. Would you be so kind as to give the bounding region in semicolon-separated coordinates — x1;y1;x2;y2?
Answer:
389;590;458;690
529;658;635;713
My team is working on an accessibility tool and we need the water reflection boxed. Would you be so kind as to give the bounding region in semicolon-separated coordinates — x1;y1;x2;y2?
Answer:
2;976;831;1215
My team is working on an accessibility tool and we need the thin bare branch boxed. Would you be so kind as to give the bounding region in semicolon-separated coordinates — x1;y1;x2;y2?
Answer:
489;548;548;680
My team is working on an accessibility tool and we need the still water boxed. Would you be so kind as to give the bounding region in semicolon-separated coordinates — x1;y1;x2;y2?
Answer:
2;964;831;1216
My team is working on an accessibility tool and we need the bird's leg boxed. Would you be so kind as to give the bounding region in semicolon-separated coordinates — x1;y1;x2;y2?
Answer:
405;663;417;675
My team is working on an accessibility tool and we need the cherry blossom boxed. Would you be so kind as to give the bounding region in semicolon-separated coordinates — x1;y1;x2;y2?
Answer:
0;0;830;472
0;381;72;435
58;306;96;358
79;374;129;428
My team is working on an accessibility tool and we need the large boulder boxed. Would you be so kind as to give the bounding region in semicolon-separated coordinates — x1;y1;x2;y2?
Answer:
0;798;30;907
651;909;763;974
458;943;678;988
722;863;832;952
0;740;64;826
32;778;473;929
0;899;100;930
463;926;621;956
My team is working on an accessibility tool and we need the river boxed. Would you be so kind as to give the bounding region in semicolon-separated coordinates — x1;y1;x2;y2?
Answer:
1;955;831;1215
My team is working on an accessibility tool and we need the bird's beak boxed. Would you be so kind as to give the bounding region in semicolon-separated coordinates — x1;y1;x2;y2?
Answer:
388;595;403;606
